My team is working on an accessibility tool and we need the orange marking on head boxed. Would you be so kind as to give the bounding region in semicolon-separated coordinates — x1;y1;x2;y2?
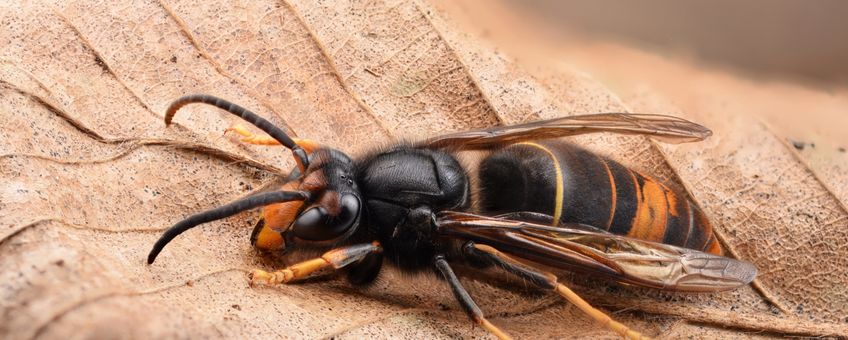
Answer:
254;224;284;250
263;200;304;232
253;182;304;251
628;174;669;243
261;181;306;233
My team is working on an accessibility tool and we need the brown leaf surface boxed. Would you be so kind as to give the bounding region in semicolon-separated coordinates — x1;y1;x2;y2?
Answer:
2;0;847;339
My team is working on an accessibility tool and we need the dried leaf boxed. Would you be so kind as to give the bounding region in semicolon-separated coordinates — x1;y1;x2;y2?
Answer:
2;0;846;339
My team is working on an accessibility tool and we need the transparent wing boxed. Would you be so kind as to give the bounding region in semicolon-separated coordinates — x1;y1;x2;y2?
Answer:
436;212;757;292
421;113;712;149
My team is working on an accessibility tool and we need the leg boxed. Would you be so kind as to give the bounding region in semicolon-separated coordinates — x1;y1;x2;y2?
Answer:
433;255;513;340
226;123;280;145
464;242;648;340
250;242;381;286
346;252;384;285
226;123;320;152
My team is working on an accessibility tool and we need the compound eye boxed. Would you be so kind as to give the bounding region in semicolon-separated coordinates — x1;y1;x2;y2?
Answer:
291;194;360;241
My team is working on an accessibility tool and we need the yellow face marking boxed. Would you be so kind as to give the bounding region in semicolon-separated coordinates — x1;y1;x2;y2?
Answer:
255;181;303;251
254;225;284;251
517;142;563;225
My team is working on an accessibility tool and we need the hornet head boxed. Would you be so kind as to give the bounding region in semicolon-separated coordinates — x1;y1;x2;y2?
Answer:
147;95;362;264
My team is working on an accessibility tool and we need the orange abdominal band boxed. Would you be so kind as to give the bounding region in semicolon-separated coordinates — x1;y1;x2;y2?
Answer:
628;172;668;243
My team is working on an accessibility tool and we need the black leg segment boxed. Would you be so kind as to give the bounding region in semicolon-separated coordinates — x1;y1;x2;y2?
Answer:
346;252;384;285
433;255;512;340
434;255;484;321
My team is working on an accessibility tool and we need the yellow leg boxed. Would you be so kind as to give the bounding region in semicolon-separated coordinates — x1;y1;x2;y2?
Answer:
472;244;649;340
226;123;281;145
479;319;513;340
554;283;647;340
249;242;381;286
250;257;328;285
225;124;322;154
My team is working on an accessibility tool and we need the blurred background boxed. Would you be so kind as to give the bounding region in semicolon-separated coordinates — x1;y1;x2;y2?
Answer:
434;0;848;187
510;0;848;87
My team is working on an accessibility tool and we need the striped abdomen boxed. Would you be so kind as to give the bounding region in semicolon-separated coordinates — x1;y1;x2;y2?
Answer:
477;141;721;254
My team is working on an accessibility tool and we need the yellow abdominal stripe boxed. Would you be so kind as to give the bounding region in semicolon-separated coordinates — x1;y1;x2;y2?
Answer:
516;142;563;224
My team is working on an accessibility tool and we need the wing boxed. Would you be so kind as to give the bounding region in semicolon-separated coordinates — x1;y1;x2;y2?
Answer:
420;113;712;149
436;212;757;292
